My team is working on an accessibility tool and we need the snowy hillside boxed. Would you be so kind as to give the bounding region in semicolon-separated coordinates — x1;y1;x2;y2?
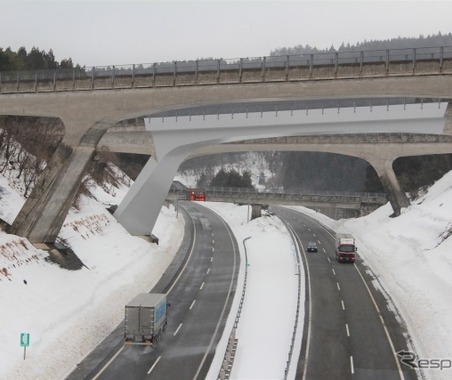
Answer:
0;168;184;380
175;152;278;191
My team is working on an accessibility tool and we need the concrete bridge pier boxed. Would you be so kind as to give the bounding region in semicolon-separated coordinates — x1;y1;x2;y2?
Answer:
114;149;190;236
250;204;262;220
369;158;410;216
9;121;112;243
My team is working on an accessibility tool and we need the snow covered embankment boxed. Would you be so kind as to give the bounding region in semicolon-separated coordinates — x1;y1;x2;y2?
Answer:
0;174;184;380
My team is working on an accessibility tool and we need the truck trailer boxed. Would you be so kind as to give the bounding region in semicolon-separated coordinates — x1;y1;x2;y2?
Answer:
335;233;357;263
124;293;167;344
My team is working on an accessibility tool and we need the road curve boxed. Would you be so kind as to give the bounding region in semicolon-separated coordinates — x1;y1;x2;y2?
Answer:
272;206;418;380
66;201;239;380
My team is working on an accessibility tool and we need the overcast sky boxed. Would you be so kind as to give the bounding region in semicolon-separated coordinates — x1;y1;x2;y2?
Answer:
1;0;452;67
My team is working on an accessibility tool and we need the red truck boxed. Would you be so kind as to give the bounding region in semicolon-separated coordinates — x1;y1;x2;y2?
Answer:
336;234;357;263
187;190;206;201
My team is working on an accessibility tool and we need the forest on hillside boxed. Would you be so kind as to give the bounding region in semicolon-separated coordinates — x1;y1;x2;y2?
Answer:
0;46;75;71
270;32;452;56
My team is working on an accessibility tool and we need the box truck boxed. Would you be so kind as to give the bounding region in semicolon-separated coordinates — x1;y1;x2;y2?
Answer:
336;234;357;263
124;293;167;344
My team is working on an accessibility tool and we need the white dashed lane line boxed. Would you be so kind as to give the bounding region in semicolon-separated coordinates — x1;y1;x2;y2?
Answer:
147;356;162;375
173;323;183;336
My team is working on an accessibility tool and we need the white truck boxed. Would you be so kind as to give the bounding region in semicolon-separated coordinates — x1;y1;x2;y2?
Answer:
124;293;167;344
335;233;357;263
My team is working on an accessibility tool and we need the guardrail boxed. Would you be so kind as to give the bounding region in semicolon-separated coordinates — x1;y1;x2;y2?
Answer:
168;188;388;207
218;237;251;380
283;225;303;380
202;188;387;203
1;45;452;93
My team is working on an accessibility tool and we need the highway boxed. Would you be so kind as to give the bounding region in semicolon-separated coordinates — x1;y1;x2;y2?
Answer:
66;201;239;380
272;206;418;380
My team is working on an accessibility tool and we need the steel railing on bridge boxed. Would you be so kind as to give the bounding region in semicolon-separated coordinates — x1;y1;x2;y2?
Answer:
169;187;387;205
1;45;452;93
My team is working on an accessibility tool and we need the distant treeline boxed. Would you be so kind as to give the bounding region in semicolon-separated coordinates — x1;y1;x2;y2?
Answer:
0;46;76;72
270;32;452;56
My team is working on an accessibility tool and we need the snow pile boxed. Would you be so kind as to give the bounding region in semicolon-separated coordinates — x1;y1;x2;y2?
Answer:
0;172;184;380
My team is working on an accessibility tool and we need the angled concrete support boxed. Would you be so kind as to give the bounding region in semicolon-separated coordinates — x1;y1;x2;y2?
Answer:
443;102;452;136
369;158;410;216
115;149;189;235
10;121;112;243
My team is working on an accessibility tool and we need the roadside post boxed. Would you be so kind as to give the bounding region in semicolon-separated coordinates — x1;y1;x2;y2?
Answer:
20;333;30;359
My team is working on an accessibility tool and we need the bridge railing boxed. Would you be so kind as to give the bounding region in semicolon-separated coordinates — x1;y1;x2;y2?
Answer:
204;187;386;198
2;45;452;93
169;187;388;204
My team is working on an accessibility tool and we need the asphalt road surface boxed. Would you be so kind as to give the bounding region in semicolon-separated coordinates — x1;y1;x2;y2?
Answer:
272;206;419;380
66;201;239;380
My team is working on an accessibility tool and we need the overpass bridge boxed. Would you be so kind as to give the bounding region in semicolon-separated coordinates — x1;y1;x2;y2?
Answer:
168;186;388;219
1;45;452;242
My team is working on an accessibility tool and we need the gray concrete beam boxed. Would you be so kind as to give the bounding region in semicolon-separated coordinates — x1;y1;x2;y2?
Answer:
444;102;452;136
250;205;262;220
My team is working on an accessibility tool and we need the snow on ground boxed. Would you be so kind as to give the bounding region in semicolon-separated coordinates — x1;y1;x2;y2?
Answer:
0;176;184;380
202;203;303;380
2;164;452;379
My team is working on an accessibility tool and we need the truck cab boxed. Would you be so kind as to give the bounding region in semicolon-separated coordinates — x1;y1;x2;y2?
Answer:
336;234;357;263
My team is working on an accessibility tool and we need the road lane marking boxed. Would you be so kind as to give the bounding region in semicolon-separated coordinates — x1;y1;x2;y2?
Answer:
341;300;345;310
350;356;355;374
200;281;205;290
193;210;239;380
212;239;215;245
166;212;197;295
332;268;336;276
317;240;321;245
210;256;213;262
322;247;326;253
206;268;210;275
337;282;341;291
189;300;196;310
92;345;125;380
353;264;405;379
313;233;317;237
327;257;331;263
345;323;350;337
174;323;183;336
212;247;215;253
147;356;162;375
